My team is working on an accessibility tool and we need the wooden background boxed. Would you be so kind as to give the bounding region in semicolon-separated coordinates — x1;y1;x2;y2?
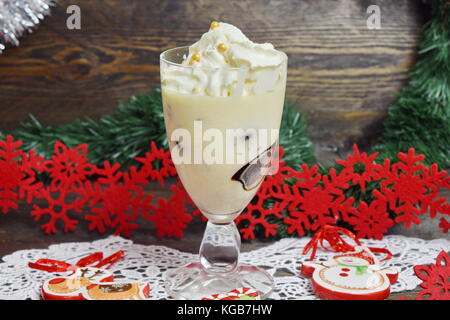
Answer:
0;0;426;161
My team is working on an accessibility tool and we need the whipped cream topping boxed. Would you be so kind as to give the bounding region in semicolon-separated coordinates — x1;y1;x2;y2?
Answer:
161;22;286;97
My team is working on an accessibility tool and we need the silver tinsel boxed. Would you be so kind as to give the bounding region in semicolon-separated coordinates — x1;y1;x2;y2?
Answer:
0;0;56;53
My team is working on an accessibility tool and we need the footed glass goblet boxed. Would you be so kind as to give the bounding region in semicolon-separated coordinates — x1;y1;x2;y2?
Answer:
160;46;287;300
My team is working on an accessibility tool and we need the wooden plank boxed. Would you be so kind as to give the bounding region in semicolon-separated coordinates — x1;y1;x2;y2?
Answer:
0;0;424;159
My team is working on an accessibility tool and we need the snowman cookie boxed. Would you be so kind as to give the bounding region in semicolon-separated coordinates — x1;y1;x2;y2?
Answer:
301;247;398;300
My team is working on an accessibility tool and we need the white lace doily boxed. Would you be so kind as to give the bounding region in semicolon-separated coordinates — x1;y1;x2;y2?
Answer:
0;235;448;300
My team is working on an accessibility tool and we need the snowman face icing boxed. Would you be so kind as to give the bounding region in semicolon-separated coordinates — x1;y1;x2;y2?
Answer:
321;255;384;290
334;256;370;266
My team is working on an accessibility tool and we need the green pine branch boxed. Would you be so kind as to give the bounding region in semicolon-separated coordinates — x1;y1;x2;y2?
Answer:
374;0;450;167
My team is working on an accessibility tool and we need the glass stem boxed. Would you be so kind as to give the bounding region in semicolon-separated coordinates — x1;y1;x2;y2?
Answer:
199;221;241;274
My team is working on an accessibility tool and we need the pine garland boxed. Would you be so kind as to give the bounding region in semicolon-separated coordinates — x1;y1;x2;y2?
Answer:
374;0;450;167
0;89;315;169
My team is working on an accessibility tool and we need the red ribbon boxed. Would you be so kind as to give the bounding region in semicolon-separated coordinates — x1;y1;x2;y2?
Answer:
28;250;125;273
303;225;392;262
367;247;393;262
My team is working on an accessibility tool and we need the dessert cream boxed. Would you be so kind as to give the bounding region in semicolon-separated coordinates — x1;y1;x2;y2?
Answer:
161;22;287;223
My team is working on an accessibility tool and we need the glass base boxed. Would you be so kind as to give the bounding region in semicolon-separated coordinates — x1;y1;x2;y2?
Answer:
164;262;274;300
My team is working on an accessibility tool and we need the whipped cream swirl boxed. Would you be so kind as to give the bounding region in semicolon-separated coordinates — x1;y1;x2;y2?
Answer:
161;22;287;97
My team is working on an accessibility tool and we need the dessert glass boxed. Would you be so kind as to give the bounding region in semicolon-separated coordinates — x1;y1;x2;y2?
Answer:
161;46;287;300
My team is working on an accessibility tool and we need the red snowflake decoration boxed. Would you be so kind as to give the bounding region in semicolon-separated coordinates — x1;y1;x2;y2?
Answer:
84;162;153;237
0;135;44;213
27;140;182;237
414;250;450;300
135;141;176;187
0;134;448;240
377;149;448;228
346;196;394;240
283;165;356;236
226;145;449;240
336;144;381;193
42;142;96;192
30;142;99;234
31;189;83;234
143;184;192;239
